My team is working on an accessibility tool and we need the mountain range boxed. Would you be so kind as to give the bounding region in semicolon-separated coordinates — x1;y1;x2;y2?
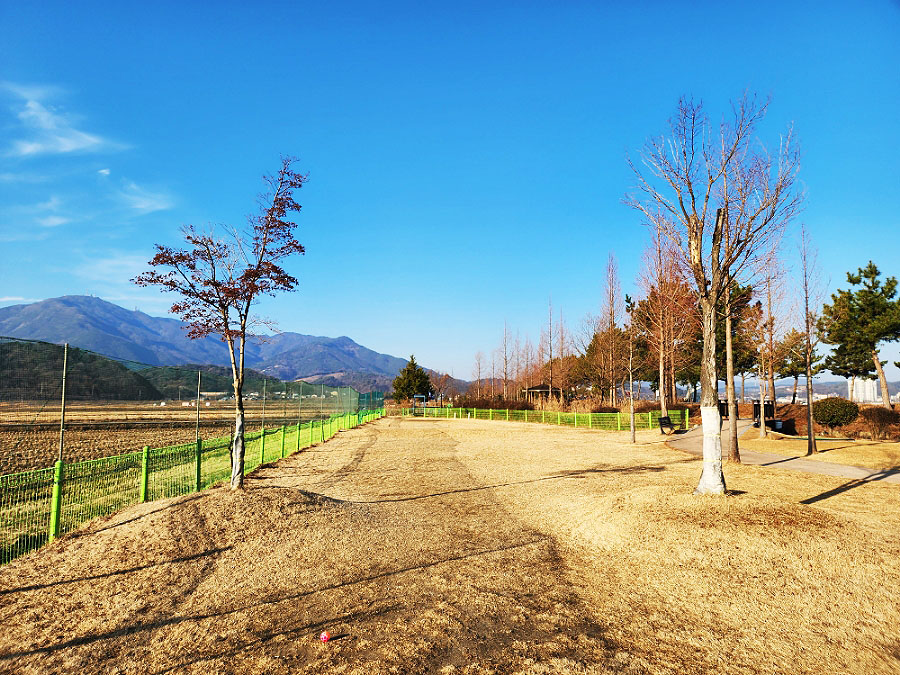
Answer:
0;296;413;391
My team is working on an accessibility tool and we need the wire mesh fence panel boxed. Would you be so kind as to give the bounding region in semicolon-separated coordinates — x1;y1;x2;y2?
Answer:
1;336;379;475
147;443;197;501
59;453;142;536
0;468;55;564
0;404;384;565
200;437;232;489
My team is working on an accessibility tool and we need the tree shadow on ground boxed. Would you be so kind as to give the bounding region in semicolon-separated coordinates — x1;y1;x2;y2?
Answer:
0;537;550;662
0;547;231;596
800;467;900;505
351;463;684;504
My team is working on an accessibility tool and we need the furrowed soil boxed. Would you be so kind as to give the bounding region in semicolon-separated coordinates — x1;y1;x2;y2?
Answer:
1;417;898;674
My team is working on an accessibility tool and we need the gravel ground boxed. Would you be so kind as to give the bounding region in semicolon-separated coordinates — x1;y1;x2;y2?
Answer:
1;417;897;674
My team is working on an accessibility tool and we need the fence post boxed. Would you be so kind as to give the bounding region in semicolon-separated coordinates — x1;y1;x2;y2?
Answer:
648;412;653;429
506;409;509;421
542;410;545;424
574;411;577;428
139;445;151;502
195;438;202;492
260;426;267;465
557;411;561;425
280;425;286;458
525;409;528;423
617;413;621;431
48;460;64;542
259;427;266;464
474;407;477;420
589;413;593;429
489;409;493;420
296;422;301;454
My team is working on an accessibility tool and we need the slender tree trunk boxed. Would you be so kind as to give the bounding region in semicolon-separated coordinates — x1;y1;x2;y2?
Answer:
805;353;817;455
629;332;636;444
741;374;745;403
225;333;247;491
849;376;855;403
668;320;677;404
766;280;777;405
724;288;740;462
658;332;668;416
695;297;726;494
230;388;246;490
872;350;893;409
791;377;798;405
758;363;767;439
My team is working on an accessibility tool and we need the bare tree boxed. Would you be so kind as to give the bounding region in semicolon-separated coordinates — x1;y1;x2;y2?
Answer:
512;331;522;399
500;322;511;399
134;157;307;490
523;337;536;390
627;95;802;494
473;351;484;398
543;298;556;400
800;226;824;453
635;232;699;414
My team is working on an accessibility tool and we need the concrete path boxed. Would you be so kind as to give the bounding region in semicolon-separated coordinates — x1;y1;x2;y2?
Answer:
666;419;900;485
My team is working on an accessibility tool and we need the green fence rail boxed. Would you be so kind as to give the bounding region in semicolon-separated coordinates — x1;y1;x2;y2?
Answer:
391;406;689;431
0;408;384;565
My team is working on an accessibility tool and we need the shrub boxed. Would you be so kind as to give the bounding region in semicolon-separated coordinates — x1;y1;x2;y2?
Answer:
812;398;859;434
859;406;900;440
591;404;618;413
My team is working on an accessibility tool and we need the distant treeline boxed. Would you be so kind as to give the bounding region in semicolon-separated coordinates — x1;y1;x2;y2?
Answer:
0;340;164;402
1;339;379;403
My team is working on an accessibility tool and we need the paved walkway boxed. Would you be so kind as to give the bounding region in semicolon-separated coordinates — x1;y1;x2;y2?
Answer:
666;419;900;485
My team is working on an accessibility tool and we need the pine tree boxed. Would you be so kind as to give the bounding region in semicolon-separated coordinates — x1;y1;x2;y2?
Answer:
819;262;900;408
392;355;434;402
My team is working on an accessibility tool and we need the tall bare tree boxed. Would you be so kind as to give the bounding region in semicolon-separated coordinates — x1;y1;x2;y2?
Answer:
627;95;802;494
542;298;556;400
798;226;824;456
473;351;485;398
134;157;307;490
500;322;512;399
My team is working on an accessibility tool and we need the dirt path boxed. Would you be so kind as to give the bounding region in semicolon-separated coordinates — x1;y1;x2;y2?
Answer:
1;417;898;674
0;418;619;674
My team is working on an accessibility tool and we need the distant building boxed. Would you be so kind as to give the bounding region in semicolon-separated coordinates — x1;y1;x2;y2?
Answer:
848;378;879;403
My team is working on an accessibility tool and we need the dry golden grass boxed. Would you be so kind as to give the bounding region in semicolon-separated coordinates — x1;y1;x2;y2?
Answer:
740;429;900;470
0;418;897;674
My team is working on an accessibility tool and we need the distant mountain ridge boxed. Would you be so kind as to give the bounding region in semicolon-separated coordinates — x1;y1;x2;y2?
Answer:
0;296;410;388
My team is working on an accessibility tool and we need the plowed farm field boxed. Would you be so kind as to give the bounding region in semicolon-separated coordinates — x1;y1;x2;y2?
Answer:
1;417;898;674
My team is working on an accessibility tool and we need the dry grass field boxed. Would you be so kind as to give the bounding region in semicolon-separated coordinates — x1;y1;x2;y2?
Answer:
1;417;898;674
740;431;900;470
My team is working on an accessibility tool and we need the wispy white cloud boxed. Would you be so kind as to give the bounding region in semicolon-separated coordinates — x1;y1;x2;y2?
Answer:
119;180;173;214
36;196;62;211
0;171;49;183
2;81;120;157
36;215;70;227
98;168;110;176
73;253;151;283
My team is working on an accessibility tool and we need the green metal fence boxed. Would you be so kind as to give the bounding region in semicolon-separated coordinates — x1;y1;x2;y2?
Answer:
391;406;689;431
0;408;384;565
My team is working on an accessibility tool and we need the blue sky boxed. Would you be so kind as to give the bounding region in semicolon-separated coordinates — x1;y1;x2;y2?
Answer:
1;1;898;379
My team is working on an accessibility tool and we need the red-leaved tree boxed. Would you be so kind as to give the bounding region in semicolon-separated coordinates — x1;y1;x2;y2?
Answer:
133;157;307;489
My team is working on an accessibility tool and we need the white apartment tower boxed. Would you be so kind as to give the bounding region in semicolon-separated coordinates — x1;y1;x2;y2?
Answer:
847;377;879;403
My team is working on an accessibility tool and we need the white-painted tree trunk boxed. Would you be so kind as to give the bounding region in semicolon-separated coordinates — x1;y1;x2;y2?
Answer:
694;299;726;495
230;404;246;490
